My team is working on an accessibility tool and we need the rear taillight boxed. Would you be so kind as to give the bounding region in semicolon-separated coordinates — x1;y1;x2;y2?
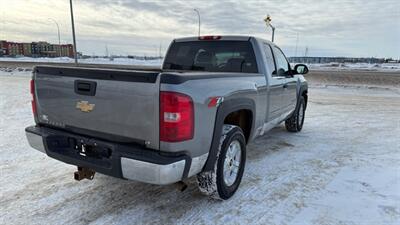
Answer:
30;79;37;118
160;91;194;142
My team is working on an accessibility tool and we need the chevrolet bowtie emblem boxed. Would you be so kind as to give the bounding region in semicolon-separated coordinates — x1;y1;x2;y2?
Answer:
76;101;95;112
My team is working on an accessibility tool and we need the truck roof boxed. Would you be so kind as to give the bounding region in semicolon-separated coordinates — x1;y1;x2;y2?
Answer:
174;35;273;44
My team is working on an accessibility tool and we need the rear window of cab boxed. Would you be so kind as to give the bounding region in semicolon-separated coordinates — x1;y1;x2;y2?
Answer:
163;41;258;73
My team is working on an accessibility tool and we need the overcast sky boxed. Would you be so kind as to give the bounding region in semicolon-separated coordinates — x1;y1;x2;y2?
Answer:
1;0;399;58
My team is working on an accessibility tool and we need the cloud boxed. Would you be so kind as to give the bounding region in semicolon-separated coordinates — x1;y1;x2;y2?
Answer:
1;0;399;57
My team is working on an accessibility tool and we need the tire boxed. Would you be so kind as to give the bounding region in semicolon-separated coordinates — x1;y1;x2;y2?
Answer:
196;125;246;200
285;96;306;132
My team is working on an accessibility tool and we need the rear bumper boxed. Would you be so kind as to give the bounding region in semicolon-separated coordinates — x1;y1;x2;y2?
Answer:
25;125;190;185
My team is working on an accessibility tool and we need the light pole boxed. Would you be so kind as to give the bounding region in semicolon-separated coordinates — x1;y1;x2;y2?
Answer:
294;32;299;57
48;18;61;57
264;15;275;42
193;9;201;36
69;0;78;65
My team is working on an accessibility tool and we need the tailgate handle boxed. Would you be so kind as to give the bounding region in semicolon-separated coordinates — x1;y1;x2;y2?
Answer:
75;80;97;96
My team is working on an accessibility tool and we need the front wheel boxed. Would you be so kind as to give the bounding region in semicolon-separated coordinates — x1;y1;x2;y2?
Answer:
196;125;246;200
285;96;306;132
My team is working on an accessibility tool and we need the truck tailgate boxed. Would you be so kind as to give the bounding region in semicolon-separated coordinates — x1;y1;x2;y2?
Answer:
33;66;160;149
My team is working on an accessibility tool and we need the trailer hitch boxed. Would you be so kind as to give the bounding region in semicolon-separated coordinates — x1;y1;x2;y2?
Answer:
74;166;95;181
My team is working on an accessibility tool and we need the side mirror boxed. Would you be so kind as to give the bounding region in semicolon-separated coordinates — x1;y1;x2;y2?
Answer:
277;68;286;76
294;64;309;75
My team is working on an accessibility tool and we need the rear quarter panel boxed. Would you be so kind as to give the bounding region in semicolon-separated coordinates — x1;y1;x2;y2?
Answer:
160;74;267;158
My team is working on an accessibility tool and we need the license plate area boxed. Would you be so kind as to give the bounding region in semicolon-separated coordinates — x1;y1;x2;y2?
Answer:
45;134;114;167
75;140;112;159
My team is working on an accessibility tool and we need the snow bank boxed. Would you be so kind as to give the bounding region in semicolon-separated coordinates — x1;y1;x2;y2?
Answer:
0;56;162;66
307;62;400;72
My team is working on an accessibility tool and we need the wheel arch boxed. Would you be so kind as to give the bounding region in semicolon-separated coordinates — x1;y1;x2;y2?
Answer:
202;98;255;172
296;84;308;110
301;89;308;108
223;109;253;143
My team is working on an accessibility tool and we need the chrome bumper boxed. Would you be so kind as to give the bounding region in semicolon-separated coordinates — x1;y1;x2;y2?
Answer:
121;158;186;185
26;131;46;153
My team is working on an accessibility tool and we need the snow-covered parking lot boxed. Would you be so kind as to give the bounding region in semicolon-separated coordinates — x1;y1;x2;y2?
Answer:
1;70;399;225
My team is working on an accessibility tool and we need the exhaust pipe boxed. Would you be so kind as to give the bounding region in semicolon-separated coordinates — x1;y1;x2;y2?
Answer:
74;166;95;181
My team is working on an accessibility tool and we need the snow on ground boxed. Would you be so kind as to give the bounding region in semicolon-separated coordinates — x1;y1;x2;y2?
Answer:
0;56;162;66
0;70;399;225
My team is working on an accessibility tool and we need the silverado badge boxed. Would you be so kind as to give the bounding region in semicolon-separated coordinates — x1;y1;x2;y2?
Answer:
76;101;95;112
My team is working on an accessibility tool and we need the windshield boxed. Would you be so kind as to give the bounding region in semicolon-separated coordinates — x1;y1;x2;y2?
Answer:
163;41;258;73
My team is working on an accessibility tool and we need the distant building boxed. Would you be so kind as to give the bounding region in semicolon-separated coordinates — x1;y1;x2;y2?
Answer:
0;40;74;58
22;43;32;56
7;42;24;56
52;44;61;57
60;44;74;58
36;42;54;57
31;42;38;57
0;40;7;56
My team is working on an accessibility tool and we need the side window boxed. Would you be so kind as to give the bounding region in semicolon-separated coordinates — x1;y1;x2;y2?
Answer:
263;43;277;76
272;46;289;76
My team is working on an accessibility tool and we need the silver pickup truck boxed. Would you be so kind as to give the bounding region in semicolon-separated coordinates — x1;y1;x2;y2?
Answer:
26;35;308;200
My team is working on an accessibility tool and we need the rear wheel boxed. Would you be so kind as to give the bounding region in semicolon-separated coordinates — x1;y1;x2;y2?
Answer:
196;125;246;200
285;96;306;132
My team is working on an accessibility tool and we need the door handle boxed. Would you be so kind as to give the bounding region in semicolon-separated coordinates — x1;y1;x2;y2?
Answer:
283;83;288;89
